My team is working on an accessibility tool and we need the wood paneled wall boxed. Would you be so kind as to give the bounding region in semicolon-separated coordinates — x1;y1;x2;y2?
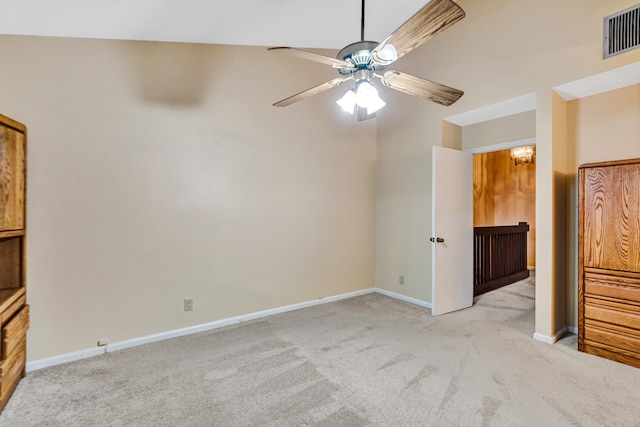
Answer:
473;149;536;267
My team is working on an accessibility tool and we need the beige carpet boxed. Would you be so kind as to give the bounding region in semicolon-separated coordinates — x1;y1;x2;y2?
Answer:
2;277;640;426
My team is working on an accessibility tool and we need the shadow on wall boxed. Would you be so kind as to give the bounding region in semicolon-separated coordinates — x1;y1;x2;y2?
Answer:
122;41;217;105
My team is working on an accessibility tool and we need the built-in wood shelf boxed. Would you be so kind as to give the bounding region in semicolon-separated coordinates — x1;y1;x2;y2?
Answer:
0;289;25;321
0;114;28;412
0;231;24;240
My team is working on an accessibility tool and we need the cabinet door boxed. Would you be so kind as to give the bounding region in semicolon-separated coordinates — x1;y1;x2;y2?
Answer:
0;126;25;231
583;163;640;272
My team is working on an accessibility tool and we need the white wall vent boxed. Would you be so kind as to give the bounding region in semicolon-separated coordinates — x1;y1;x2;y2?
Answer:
604;3;640;58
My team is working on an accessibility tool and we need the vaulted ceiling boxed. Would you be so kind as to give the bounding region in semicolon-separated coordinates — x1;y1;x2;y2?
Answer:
5;1;635;112
0;0;435;49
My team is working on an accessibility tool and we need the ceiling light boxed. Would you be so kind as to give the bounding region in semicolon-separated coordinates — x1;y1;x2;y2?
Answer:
510;146;536;166
337;79;386;116
336;89;357;114
371;44;398;65
356;81;386;114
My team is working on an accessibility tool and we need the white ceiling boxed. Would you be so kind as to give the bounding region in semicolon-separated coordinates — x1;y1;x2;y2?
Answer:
0;0;434;49
3;0;638;122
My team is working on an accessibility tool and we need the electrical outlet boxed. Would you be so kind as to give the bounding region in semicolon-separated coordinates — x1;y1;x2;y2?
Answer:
184;297;194;311
399;275;405;285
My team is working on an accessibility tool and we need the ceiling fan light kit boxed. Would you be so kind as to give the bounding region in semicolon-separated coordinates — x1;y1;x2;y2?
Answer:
336;69;386;115
371;44;398;65
269;0;466;121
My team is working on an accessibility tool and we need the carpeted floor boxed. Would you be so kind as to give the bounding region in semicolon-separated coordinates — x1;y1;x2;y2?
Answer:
2;276;640;426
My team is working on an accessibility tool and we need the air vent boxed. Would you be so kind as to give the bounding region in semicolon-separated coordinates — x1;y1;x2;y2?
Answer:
604;3;640;58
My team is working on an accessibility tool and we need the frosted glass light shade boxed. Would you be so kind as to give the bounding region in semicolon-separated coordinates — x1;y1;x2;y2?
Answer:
373;44;398;64
336;89;356;114
355;81;386;114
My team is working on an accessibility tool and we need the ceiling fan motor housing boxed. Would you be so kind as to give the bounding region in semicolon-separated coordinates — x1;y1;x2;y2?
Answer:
336;41;386;76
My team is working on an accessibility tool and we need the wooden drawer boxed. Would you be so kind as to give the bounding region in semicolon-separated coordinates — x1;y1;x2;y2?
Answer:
0;336;25;410
583;340;640;369
584;268;640;304
1;305;28;360
584;303;640;330
584;320;640;354
0;295;26;325
582;269;640;367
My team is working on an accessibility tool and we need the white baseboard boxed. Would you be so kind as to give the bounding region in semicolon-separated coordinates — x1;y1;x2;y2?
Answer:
533;326;568;344
27;288;376;372
107;288;376;354
375;288;432;309
26;347;106;372
26;288;578;372
532;333;555;344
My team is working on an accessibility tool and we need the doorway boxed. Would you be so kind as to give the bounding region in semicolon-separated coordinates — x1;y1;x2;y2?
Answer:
443;98;537;322
473;148;536;295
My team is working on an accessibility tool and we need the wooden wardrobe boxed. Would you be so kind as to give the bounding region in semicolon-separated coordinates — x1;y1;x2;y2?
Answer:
0;114;29;410
578;158;640;368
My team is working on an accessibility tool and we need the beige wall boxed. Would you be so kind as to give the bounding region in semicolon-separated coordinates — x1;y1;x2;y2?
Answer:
565;84;640;328
0;36;376;361
375;0;640;339
2;1;640;362
463;111;536;151
572;84;640;166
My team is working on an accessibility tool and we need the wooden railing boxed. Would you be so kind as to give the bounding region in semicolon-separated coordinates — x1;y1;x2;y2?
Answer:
474;222;529;296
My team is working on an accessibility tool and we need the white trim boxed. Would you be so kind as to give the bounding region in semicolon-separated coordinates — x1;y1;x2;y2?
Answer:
26;347;106;373
26;288;376;371
375;288;433;309
533;326;568;344
29;287;578;371
533;333;555;344
107;288;376;353
567;326;578;335
553;62;640;101
463;137;536;155
444;93;537;126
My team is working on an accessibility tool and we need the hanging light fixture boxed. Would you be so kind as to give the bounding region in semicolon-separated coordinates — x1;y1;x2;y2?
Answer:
336;89;357;114
269;0;466;121
335;82;386;115
355;81;386;114
510;146;536;166
334;2;388;118
336;69;386;116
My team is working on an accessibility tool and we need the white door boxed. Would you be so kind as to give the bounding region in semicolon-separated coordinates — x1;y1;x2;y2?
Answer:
431;146;473;315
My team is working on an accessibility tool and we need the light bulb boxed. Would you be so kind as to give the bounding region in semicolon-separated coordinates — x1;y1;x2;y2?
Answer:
336;89;356;114
372;44;398;64
356;81;386;114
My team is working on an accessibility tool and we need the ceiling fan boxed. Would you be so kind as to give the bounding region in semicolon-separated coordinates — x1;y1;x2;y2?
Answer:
269;0;466;121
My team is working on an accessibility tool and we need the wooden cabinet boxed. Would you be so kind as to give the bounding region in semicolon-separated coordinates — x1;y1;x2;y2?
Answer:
0;114;28;411
578;158;640;368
